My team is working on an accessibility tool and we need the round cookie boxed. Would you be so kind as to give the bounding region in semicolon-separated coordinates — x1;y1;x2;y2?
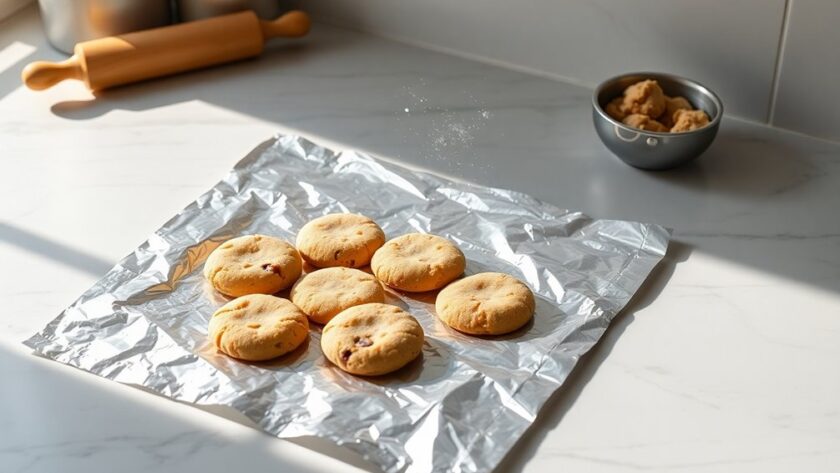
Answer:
208;294;309;361
203;234;302;297
321;303;424;376
371;233;466;292
290;267;385;324
435;272;535;335
295;213;385;268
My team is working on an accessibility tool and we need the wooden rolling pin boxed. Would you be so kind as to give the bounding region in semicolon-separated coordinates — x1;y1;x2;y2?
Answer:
22;10;310;91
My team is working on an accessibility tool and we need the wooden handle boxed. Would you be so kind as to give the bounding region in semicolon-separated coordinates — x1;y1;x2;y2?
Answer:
22;10;311;91
22;57;84;90
260;10;311;40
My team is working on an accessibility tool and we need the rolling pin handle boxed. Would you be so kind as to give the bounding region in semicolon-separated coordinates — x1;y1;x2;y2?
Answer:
259;10;311;40
22;57;84;91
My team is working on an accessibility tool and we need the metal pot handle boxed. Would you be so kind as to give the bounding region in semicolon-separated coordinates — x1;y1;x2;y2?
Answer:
614;125;640;142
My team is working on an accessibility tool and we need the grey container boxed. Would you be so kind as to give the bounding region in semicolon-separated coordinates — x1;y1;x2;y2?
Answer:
592;72;723;171
176;0;281;21
38;0;173;54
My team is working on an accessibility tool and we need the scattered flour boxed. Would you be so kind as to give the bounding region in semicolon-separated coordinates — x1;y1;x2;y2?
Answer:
396;80;494;173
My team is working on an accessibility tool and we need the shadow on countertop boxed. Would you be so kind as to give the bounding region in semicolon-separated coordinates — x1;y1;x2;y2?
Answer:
493;240;692;473
648;126;820;199
2;342;378;473
0;222;113;276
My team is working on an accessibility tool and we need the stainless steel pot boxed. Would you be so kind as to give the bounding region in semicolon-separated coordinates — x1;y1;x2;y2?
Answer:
38;0;173;54
176;0;280;21
592;72;723;171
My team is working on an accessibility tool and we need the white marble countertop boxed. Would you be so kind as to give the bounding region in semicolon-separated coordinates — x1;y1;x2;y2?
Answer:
2;5;840;472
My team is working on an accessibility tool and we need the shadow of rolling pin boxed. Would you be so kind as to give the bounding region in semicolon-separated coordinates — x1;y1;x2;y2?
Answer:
22;10;310;91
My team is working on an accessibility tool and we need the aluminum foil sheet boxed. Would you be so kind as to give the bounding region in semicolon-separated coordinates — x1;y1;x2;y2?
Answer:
25;134;670;472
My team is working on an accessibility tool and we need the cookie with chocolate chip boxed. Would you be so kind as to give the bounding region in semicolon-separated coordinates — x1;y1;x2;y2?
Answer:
204;234;302;297
296;213;385;268
320;303;424;376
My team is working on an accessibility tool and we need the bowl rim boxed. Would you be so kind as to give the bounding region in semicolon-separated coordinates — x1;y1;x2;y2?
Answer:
592;71;724;137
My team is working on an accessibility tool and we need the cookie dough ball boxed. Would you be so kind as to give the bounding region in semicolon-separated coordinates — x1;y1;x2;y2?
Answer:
661;96;693;127
436;273;535;335
622;79;666;118
290;267;385;324
296;213;386;269
321;303;424;376
208;294;309;361
371;233;466;292
622;113;669;132
605;96;627;121
204;234;302;297
670;109;710;132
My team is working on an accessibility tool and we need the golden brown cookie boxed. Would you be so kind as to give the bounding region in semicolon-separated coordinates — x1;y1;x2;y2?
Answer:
290;267;385;324
295;213;386;269
670;109;710;132
321;303;424;376
435;272;535;335
622;113;669;132
203;234;302;297
371;233;466;292
208;294;309;361
622;79;666;118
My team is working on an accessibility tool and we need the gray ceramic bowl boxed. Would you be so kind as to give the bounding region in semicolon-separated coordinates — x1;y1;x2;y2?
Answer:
592;72;723;170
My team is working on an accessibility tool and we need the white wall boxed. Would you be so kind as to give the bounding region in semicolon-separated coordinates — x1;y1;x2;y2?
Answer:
303;0;788;123
771;0;840;141
300;0;840;141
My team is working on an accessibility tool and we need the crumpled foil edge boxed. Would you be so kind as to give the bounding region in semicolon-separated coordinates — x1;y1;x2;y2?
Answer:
24;134;670;472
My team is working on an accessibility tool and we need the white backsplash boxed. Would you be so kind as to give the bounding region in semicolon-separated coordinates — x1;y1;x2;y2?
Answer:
771;0;840;141
300;0;840;142
5;0;838;141
302;0;787;123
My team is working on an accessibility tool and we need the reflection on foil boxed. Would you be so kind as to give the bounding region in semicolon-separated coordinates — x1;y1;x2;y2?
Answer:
25;135;669;472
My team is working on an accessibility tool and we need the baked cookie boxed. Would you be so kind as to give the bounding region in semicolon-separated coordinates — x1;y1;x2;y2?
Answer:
321;303;424;376
208;294;309;361
295;213;385;269
435;272;535;335
290;267;385;324
203;234;302;297
371;233;466;292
